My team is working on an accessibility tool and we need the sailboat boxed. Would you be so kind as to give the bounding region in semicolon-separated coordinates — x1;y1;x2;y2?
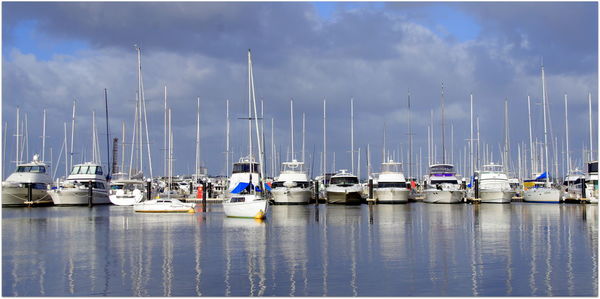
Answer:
523;62;561;203
271;100;311;204
223;50;268;219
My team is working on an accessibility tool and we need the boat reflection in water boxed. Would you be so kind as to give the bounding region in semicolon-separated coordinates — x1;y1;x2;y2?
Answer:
2;203;597;296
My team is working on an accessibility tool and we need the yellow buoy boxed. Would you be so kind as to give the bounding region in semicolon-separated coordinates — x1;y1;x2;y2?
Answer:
254;210;265;219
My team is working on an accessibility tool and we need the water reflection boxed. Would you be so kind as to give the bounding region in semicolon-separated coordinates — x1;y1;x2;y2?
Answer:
2;203;597;296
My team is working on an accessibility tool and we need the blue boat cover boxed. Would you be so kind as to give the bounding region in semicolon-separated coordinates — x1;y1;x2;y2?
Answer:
536;172;548;180
231;182;250;194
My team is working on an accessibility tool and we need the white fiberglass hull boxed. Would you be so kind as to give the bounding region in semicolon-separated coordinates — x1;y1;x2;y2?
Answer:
374;188;409;203
423;189;464;203
523;188;561;203
50;188;110;205
2;186;52;206
271;188;312;204
223;196;268;218
326;191;362;204
133;198;195;213
479;190;515;203
109;192;145;206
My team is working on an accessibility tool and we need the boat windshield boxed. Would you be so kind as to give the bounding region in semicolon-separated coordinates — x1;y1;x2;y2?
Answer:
430;180;459;185
16;166;46;173
378;182;406;188
232;163;259;173
381;162;402;173
71;166;104;175
430;164;455;174
588;161;598;174
330;176;359;185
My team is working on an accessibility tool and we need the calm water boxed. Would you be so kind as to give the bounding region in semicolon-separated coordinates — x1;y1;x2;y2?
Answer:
2;203;598;296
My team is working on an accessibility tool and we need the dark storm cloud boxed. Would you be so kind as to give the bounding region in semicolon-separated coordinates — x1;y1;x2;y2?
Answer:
2;2;597;178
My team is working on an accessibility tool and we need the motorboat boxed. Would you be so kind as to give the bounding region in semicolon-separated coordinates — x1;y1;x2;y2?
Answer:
271;160;311;204
326;170;363;204
50;162;111;205
585;161;598;203
109;178;146;206
476;163;515;203
224;157;268;218
2;154;53;206
374;160;409;203
561;169;586;201
423;164;464;204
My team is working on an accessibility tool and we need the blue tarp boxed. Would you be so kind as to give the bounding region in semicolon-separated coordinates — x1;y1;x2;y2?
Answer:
536;172;548;180
231;182;250;194
467;176;474;188
264;184;271;191
231;182;269;193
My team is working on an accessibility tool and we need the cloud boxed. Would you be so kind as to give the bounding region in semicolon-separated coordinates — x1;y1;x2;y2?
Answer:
2;2;597;178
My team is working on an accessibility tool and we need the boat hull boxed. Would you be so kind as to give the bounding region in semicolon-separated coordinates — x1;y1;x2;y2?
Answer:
133;199;195;213
523;188;561;203
2;186;52;206
423;189;464;203
109;190;145;206
374;188;409;203
271;188;311;204
479;190;515;203
326;191;362;204
223;198;268;218
50;188;110;205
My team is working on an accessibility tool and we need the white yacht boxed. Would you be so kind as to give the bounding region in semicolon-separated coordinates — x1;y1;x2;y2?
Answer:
585;161;598;203
476;163;515;203
50;162;111;205
373;160;409;203
326;170;363;204
562;169;586;201
224;157;269;218
271;160;311;205
109;177;146;206
2;154;53;206
423;164;464;204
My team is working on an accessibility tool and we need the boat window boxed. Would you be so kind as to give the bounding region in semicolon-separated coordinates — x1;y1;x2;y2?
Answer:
16;166;31;172
95;166;103;175
70;166;80;175
331;177;359;185
79;166;90;174
30;166;46;173
378;182;407;188
296;181;310;188
233;163;259;173
95;182;105;189
230;197;246;203
111;185;124;190
271;181;284;188
588;162;598;173
430;180;459;185
430;165;455;174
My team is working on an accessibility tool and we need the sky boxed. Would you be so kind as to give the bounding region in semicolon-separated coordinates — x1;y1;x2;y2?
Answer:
2;1;598;180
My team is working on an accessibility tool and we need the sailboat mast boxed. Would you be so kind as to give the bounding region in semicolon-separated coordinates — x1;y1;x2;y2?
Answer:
351;97;355;174
470;94;474;175
121;121;125;176
302;112;306;163
136;47;143;175
441;83;446;164
247;50;253;160
226;100;230;177
104;89;110;176
527;95;534;177
504;99;509;173
64;122;68;177
15;106;20;166
248;50;265;190
290;98;294;160
196;97;201;179
408;91;413;179
589;92;594;161
70;100;76;171
541;63;550;184
41;109;46;162
164;85;168;177
564;94;570;172
323;98;327;175
383;122;387;163
92;110;96;163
